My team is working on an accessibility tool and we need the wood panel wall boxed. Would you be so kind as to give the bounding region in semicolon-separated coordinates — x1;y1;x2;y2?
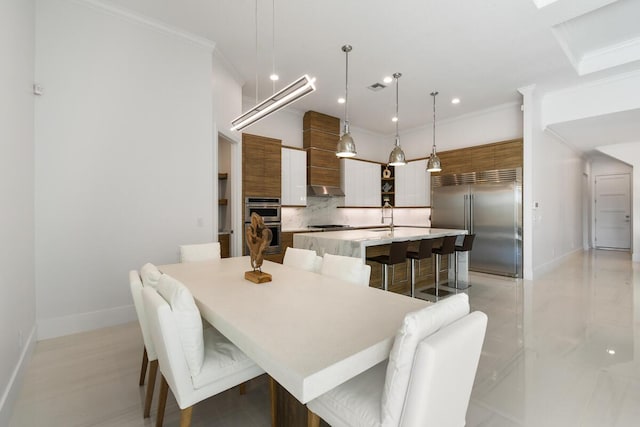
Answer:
303;111;341;187
242;133;282;198
430;139;522;176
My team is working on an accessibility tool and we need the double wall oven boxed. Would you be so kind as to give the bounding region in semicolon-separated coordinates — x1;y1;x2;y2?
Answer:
244;197;281;255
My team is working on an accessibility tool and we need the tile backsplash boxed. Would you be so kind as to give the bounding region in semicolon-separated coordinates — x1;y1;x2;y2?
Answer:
282;197;430;230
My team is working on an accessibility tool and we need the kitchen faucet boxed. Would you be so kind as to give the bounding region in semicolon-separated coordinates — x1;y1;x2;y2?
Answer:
381;199;394;233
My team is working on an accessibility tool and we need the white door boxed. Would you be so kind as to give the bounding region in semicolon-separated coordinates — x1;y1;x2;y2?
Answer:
595;174;631;249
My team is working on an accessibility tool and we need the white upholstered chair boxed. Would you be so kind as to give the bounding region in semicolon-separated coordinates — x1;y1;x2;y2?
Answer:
129;263;162;418
319;253;372;286
179;242;221;263
307;294;487;427
282;247;318;272
312;255;324;273
142;274;264;427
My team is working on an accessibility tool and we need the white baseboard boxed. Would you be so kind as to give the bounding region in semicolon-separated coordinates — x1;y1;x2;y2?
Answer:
0;325;37;426
533;247;584;279
37;304;136;340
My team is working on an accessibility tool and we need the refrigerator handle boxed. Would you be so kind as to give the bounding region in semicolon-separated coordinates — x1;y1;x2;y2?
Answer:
464;194;469;231
469;194;474;234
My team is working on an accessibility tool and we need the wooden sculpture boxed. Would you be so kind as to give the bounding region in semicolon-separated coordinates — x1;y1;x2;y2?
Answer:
244;212;273;283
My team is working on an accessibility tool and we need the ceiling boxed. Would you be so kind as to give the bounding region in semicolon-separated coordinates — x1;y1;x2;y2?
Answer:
548;108;640;153
101;0;640;151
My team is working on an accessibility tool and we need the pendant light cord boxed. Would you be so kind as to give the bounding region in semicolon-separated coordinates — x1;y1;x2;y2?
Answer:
431;91;438;154
344;48;349;125
395;75;400;143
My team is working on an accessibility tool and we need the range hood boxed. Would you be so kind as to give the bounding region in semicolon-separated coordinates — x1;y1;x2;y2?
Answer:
307;185;345;197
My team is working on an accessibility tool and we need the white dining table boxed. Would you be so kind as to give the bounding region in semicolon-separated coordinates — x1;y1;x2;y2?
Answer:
159;256;429;404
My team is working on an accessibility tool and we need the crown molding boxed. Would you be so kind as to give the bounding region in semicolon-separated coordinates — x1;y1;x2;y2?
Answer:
74;0;215;51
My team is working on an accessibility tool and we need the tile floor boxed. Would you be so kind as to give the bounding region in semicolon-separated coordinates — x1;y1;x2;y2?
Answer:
9;249;639;426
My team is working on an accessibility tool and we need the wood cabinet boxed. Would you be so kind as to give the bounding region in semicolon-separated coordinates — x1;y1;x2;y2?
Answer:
430;139;522;177
303;111;341;188
395;160;430;207
342;159;380;207
219;233;230;258
281;147;307;206
242;133;281;198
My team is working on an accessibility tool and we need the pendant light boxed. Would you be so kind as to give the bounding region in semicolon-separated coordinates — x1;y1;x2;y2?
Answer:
388;73;406;166
426;91;442;172
336;45;356;158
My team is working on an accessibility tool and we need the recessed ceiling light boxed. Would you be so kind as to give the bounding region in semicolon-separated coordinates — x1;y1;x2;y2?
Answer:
606;348;616;355
338;97;345;104
451;97;461;104
270;73;279;81
391;116;398;122
383;76;393;84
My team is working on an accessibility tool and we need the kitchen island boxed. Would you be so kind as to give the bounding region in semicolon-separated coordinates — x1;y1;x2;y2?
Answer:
294;227;469;287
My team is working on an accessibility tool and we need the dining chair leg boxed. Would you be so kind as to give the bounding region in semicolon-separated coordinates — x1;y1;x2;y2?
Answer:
139;347;148;386
269;376;277;427
143;359;158;418
179;406;193;427
307;408;321;427
156;375;169;427
239;381;247;395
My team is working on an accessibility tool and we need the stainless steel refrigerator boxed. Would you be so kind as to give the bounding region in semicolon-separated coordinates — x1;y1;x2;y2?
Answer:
431;168;522;278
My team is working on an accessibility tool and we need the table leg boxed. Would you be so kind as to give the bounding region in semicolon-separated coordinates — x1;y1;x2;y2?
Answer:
270;376;277;427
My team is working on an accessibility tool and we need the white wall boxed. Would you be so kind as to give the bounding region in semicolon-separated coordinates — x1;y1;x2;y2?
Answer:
34;0;215;339
530;88;585;277
401;102;523;158
213;54;243;141
596;143;640;262
213;57;244;254
0;0;36;423
239;97;304;147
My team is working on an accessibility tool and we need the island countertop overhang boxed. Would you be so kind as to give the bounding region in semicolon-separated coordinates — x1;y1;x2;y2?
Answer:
293;227;468;260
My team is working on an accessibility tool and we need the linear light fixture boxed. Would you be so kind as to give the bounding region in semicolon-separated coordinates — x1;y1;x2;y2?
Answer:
230;74;316;132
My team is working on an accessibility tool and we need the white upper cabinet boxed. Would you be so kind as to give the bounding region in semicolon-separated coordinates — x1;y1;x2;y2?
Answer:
342;159;380;207
281;147;307;206
395;160;430;207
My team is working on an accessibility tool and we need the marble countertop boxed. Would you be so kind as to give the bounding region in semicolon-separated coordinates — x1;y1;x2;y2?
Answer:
294;227;466;245
294;227;467;259
282;224;431;233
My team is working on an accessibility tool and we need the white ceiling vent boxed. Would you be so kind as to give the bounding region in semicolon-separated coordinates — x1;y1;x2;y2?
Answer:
367;82;387;91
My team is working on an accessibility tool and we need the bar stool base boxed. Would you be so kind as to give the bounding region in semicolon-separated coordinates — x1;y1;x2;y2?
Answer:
422;287;452;297
450;281;471;290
